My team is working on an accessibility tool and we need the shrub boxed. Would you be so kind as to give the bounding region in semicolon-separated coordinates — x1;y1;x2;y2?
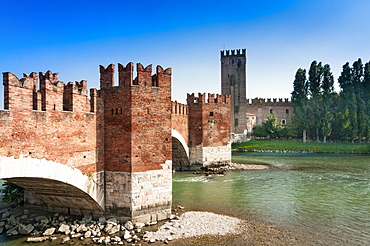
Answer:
0;181;24;204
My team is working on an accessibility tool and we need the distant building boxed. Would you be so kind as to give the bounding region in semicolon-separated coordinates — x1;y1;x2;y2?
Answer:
220;49;292;139
247;98;293;128
220;49;247;136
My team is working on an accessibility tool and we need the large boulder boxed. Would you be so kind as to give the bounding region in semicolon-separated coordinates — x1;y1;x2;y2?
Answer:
43;227;56;236
18;224;35;235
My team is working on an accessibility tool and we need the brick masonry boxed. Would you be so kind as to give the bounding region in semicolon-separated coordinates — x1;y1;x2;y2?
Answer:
220;49;247;135
0;62;232;222
187;93;231;167
246;98;293;129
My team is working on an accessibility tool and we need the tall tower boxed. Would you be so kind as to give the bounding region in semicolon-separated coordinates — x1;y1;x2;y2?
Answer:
220;49;247;135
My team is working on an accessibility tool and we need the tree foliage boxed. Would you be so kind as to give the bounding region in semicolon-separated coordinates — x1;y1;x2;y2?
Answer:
291;59;370;142
252;113;284;138
0;181;24;204
291;68;308;142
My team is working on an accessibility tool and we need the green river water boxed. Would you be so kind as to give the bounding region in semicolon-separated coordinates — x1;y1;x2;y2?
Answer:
1;152;370;245
173;152;370;245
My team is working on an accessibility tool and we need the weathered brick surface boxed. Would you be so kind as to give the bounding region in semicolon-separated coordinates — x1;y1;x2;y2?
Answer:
99;63;172;173
0;62;232;222
220;49;247;134
187;93;231;148
0;71;97;174
187;93;231;166
171;101;188;145
99;63;172;221
247;98;293;126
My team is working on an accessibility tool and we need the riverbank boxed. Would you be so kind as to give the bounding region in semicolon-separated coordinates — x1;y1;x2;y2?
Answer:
0;204;322;245
232;139;370;154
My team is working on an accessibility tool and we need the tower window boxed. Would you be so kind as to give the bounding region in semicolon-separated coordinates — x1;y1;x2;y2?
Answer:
209;112;214;116
270;109;273;114
234;106;239;113
232;60;235;64
234;119;239;126
281;119;286;125
286;109;290;114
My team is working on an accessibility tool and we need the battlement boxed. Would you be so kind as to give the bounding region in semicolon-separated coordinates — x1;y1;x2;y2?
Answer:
100;62;172;89
187;93;230;105
247;97;291;106
171;101;188;116
220;49;246;58
2;71;93;113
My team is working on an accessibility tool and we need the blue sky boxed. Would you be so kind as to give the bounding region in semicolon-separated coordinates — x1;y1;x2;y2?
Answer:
1;0;370;105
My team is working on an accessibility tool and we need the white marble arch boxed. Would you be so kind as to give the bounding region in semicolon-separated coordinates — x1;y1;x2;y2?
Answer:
171;129;189;158
0;156;104;212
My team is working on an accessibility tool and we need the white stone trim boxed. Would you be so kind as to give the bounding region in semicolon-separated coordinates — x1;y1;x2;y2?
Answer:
172;129;189;157
0;156;104;210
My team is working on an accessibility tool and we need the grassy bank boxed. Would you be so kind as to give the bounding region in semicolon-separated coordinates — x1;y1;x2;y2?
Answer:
232;139;370;154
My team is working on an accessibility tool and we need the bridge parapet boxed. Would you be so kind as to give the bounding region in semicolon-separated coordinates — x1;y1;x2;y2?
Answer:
3;71;92;113
1;71;98;174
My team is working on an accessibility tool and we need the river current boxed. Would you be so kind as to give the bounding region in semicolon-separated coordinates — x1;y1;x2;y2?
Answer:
1;152;370;245
173;152;370;245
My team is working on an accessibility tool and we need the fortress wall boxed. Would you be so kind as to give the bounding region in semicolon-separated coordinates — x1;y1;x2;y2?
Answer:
187;93;231;166
0;71;98;175
247;98;293;126
171;101;188;145
99;63;172;222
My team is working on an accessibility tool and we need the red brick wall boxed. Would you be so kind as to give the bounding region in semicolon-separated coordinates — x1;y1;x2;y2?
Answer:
0;71;97;174
100;63;172;173
171;101;188;145
187;93;231;148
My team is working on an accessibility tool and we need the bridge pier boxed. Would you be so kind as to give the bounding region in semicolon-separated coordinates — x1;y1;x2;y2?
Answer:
104;161;172;223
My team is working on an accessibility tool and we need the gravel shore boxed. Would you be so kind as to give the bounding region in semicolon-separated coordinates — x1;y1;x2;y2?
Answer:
145;211;243;242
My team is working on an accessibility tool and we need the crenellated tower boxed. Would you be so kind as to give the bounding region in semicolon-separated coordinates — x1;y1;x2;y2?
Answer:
187;93;231;167
98;62;172;223
220;49;247;136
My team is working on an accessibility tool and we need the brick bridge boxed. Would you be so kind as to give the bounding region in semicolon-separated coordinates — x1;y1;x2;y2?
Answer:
0;62;231;223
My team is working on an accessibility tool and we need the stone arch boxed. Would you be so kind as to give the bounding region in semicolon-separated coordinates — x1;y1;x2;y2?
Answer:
0;156;104;214
171;129;190;170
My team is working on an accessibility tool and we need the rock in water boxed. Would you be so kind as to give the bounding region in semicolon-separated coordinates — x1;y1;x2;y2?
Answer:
18;224;35;235
6;226;19;236
123;230;132;240
62;236;70;243
43;227;56;236
58;224;70;233
36;216;49;224
1;211;11;219
124;221;134;230
108;224;120;234
27;236;49;242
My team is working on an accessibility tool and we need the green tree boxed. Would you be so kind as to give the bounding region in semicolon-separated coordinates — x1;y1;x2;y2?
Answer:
308;61;323;141
352;58;365;140
252;125;268;138
338;62;358;142
363;61;370;141
320;64;335;143
263;113;282;137
291;68;308;142
0;181;24;204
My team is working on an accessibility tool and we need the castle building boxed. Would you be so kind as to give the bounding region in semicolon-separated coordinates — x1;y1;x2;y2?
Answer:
220;49;247;136
220;49;293;138
0;62;231;222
